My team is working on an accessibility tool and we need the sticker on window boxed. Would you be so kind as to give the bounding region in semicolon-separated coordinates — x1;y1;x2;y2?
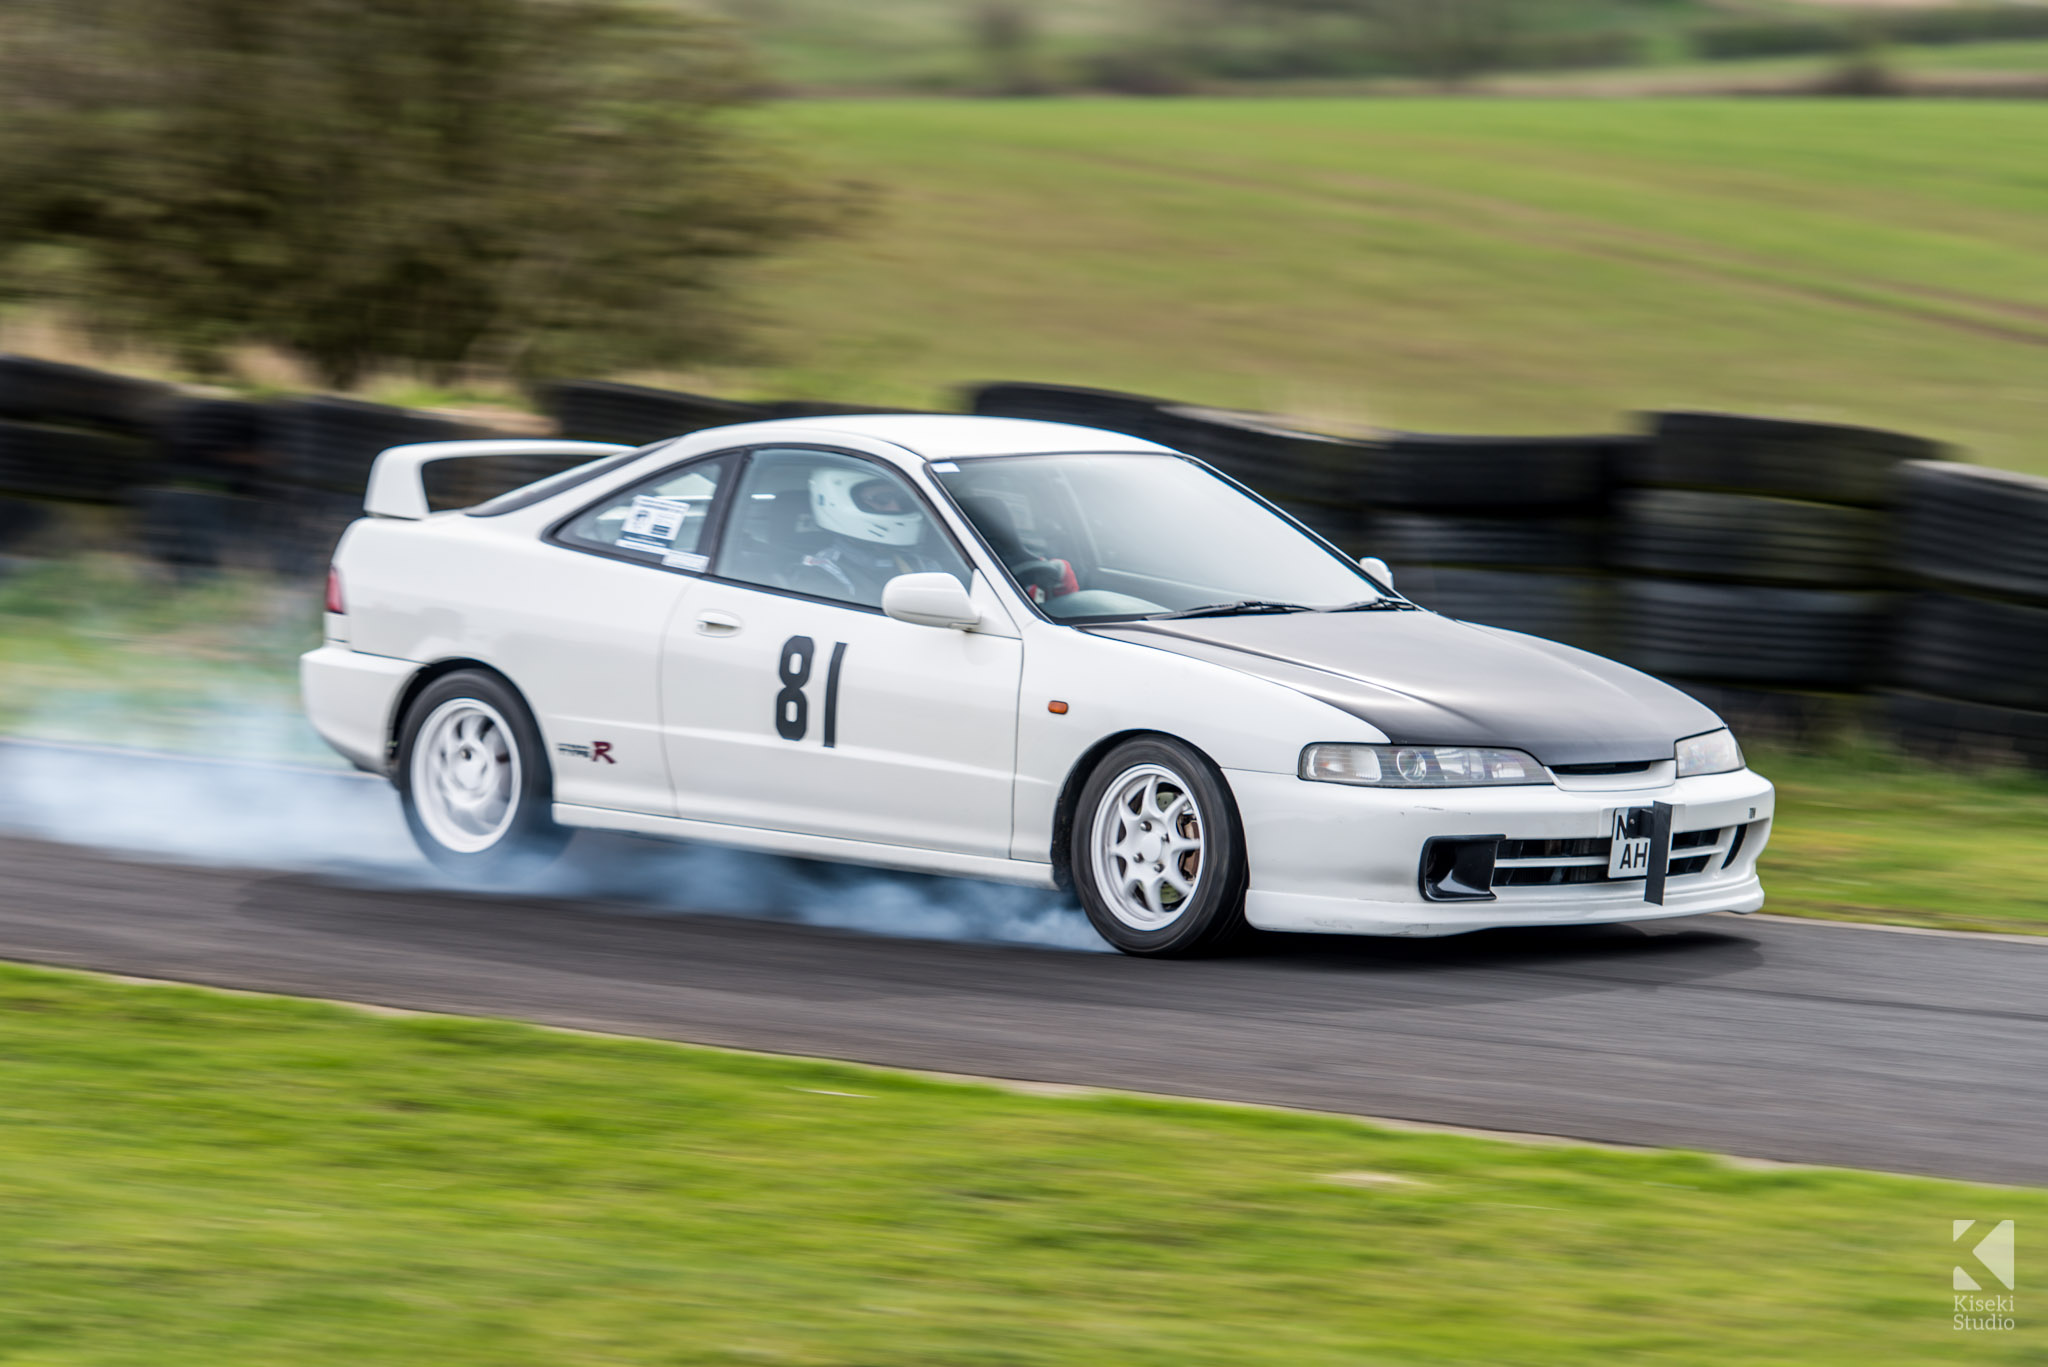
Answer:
662;550;709;572
617;495;692;552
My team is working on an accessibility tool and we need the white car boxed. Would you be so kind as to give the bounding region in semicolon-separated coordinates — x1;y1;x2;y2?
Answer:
302;415;1774;956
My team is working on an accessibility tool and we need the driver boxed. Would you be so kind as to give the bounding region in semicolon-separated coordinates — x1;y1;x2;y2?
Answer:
796;467;959;605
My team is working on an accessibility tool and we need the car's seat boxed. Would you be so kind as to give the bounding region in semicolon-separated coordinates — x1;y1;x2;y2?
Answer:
723;487;827;592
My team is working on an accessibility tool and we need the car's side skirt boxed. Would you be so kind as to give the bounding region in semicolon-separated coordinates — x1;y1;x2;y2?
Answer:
551;804;1063;890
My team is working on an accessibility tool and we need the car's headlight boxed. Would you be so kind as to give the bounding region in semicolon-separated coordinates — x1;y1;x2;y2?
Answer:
1299;743;1550;788
1675;728;1743;778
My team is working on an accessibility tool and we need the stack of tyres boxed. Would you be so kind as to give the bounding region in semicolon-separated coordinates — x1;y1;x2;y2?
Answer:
542;380;769;446
1614;412;1943;740
970;383;1379;549
1357;434;1625;652
0;355;167;510
1148;406;1377;551
135;397;276;578
1887;462;2048;771
967;382;1169;443
269;396;484;576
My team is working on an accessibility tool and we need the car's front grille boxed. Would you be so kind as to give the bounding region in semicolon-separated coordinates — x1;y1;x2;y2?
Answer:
1490;825;1739;889
1496;836;1607;861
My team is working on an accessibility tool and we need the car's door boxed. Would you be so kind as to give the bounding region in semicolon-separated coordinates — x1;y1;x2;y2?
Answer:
525;452;735;815
660;446;1023;857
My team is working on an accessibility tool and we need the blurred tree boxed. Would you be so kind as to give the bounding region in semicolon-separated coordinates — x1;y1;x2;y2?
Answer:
1156;0;1542;82
1369;0;1526;82
0;0;851;386
971;1;1044;94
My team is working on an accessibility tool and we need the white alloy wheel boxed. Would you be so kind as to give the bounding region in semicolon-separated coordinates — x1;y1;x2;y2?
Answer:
1089;762;1207;931
409;697;522;854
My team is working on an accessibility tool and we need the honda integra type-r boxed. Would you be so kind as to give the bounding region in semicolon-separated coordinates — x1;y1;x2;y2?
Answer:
302;415;1775;956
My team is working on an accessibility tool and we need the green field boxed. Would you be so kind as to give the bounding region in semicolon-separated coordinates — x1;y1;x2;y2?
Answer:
0;961;2038;1364
714;98;2048;475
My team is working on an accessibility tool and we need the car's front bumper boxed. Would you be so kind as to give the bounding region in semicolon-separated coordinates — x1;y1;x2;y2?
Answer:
1228;766;1774;937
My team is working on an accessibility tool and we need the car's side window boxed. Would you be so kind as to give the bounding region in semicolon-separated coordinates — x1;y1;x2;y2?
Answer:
555;455;732;569
715;448;970;610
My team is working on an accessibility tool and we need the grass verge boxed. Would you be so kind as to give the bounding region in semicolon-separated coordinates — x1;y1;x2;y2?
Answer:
0;961;2038;1364
1744;742;2048;937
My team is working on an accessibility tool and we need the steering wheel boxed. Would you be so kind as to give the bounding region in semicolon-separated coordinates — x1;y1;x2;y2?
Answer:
1011;558;1076;602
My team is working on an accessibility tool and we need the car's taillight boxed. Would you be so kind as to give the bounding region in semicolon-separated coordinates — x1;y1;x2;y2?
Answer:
325;567;345;614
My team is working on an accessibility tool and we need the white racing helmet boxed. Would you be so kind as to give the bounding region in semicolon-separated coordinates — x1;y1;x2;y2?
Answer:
810;467;924;547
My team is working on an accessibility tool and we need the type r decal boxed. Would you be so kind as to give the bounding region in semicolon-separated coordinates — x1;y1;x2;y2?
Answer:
557;741;617;764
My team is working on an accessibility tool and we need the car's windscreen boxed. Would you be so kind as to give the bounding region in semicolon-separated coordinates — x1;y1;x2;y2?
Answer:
934;453;1386;621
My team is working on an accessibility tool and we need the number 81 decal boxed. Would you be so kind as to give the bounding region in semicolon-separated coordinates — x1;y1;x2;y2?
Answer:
775;636;847;747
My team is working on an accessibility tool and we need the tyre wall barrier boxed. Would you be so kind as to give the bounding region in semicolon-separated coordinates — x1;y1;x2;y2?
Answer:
3;356;2045;771
1604;410;1948;738
1888;460;2048;769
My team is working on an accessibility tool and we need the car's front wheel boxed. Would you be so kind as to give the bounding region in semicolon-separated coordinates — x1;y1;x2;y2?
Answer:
1071;737;1249;957
396;670;567;882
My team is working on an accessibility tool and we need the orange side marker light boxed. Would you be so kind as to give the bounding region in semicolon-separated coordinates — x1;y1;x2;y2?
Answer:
1048;700;1069;715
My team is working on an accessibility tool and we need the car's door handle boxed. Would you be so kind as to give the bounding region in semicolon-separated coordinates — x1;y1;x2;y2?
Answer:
695;610;742;637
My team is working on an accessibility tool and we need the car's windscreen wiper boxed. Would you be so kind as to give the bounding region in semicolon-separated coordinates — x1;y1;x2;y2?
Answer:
1325;599;1421;612
1151;600;1316;620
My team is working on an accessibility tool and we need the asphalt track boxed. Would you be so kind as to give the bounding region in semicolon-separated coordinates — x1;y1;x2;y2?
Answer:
1;770;2044;1185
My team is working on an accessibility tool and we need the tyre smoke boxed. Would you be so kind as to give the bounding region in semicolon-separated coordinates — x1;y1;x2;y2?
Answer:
0;711;1108;953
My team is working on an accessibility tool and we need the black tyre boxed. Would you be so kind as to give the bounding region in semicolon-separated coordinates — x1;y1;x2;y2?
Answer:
271;395;477;495
541;380;767;446
967;381;1168;441
1612;489;1887;587
1664;679;1860;748
1898;460;2048;601
1618;578;1888;688
1368;512;1601;571
1363;434;1624;512
0;354;171;435
759;400;925;420
1893;592;2048;712
1069;736;1249;957
0;419;150;503
395;670;569;882
1394;568;1612;652
1268;497;1366;554
274;489;366;578
1148;404;1376;509
0;496;52;553
1881;690;2048;773
155;398;274;494
135;488;243;576
1635;412;1946;507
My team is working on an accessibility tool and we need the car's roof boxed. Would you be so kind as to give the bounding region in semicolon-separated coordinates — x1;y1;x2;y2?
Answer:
686;413;1176;461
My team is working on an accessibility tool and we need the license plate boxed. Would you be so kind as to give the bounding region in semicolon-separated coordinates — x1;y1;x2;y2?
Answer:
1608;808;1653;880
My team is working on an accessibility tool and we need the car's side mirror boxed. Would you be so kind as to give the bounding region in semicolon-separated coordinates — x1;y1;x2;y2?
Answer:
1358;555;1394;588
881;572;982;630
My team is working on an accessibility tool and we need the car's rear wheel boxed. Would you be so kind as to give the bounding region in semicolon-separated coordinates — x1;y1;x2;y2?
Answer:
396;670;567;881
1071;737;1248;957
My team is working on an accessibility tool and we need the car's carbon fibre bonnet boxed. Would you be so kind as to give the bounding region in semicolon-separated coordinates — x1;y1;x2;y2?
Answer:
1089;611;1723;768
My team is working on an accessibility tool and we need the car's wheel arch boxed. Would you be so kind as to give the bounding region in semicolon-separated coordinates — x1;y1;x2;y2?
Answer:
1049;728;1237;891
385;658;540;776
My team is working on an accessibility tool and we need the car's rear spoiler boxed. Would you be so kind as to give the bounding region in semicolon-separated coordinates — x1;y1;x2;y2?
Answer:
363;439;634;520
